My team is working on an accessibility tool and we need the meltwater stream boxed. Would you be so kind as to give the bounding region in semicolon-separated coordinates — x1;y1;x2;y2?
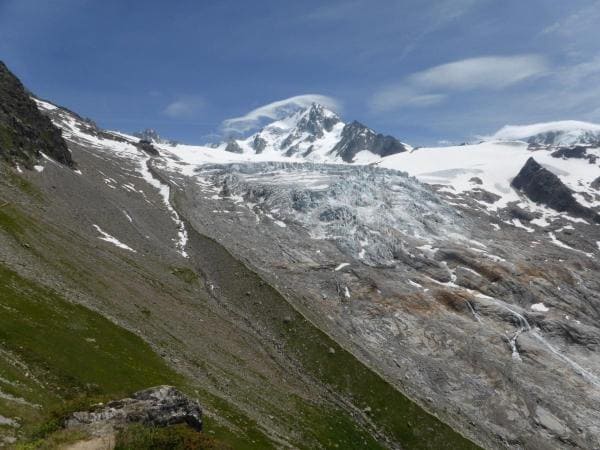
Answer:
476;294;600;388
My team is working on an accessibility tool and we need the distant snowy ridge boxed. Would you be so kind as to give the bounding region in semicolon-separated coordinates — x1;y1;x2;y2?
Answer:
491;120;600;146
134;128;177;146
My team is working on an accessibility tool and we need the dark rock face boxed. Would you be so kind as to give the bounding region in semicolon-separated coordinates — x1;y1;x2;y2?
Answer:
511;157;600;223
592;176;600;190
551;146;597;164
507;205;535;222
0;61;72;168
224;140;243;154
331;121;407;162
65;386;202;433
551;146;587;159
467;188;501;204
136;139;160;156
295;103;340;137
252;135;267;154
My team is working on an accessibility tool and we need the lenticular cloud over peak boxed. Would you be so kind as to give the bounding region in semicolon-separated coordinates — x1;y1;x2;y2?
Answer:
221;94;339;134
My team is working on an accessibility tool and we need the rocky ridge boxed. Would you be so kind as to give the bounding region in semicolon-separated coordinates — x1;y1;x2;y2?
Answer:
134;128;177;146
0;61;72;168
511;157;600;223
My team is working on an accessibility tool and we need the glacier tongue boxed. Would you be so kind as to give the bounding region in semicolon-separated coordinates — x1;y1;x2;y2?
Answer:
194;162;462;266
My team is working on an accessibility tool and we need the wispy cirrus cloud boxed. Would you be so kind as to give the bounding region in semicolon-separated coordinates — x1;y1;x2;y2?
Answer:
222;94;339;134
304;0;487;62
163;96;205;119
370;54;548;112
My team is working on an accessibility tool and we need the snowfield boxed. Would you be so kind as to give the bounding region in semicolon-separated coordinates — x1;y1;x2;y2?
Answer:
376;140;600;210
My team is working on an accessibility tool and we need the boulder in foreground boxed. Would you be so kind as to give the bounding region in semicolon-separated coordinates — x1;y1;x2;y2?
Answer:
65;386;202;435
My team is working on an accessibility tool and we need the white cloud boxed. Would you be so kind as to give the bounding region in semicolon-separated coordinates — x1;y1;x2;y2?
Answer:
222;94;339;133
163;96;204;119
412;55;547;90
370;89;446;111
304;0;365;21
491;120;600;141
370;54;548;112
542;1;600;41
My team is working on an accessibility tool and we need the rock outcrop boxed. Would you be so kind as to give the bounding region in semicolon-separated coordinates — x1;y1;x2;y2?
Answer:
331;121;407;162
134;128;177;146
224;140;243;154
0;61;72;168
136;139;160;156
511;157;600;223
551;145;597;164
65;386;202;435
295;102;340;137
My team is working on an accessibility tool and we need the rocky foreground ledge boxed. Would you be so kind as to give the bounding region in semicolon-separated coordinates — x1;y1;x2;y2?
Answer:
64;386;202;440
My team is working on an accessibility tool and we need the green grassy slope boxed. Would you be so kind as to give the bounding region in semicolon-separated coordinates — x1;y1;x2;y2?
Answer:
0;264;179;441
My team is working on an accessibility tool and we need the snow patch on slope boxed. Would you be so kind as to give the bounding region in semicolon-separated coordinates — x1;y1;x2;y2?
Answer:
138;160;189;258
93;224;136;252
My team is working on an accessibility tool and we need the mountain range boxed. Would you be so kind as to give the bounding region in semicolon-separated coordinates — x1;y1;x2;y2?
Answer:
1;60;600;449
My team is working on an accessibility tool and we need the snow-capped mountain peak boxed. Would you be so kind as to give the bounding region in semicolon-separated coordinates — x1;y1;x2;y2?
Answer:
294;102;341;135
492;120;600;146
221;102;407;163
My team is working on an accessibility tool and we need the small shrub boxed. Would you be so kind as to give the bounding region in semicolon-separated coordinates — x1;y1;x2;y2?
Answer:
115;423;229;450
171;267;199;284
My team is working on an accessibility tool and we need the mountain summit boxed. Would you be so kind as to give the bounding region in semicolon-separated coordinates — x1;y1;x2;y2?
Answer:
225;103;408;162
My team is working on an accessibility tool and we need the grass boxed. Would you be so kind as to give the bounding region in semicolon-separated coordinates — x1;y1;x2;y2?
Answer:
171;266;200;284
0;203;33;243
0;263;183;443
115;423;230;450
0;212;275;449
0;262;278;449
0;188;276;449
292;398;383;449
192;391;275;450
0;265;182;397
12;428;89;450
282;317;475;449
1;169;44;200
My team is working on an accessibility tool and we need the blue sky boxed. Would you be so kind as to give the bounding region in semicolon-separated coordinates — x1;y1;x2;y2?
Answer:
1;0;599;145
